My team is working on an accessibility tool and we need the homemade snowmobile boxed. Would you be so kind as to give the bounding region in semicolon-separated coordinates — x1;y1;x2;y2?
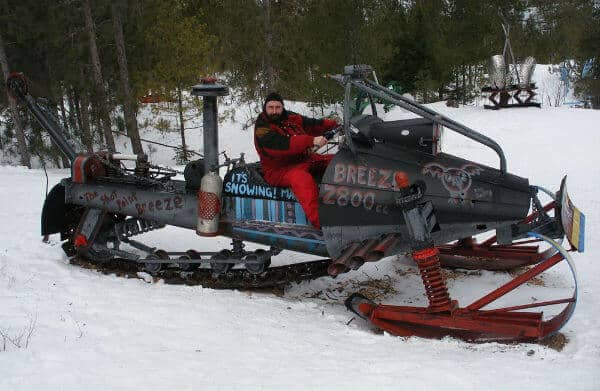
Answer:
7;65;585;343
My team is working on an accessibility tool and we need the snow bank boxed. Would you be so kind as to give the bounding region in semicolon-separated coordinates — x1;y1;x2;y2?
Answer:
1;101;599;390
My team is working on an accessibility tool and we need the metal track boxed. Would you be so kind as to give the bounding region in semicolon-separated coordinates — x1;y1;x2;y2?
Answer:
70;256;332;289
67;211;332;288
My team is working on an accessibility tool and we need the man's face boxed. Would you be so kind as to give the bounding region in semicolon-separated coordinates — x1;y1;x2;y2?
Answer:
265;101;284;120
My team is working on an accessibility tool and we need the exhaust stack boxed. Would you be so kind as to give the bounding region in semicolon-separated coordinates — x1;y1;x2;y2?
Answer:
191;77;229;174
191;78;229;237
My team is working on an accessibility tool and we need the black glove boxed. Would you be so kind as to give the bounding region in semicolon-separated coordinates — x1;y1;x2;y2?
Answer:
323;125;343;140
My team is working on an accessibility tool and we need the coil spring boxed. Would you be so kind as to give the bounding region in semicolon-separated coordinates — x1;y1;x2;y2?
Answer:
117;219;163;239
134;160;150;177
412;247;452;312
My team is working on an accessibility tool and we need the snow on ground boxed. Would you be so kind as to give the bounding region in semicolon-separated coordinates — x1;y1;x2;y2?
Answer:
1;99;599;390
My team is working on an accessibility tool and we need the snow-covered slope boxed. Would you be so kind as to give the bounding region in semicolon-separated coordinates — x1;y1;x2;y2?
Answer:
1;102;599;391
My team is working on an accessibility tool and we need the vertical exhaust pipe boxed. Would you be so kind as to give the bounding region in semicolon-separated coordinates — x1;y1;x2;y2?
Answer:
191;77;229;174
191;78;229;236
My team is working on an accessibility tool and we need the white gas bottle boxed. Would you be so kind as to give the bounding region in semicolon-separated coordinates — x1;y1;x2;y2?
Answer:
196;171;223;236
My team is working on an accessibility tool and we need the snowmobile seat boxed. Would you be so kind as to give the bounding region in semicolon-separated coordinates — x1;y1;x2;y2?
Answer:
352;114;436;153
370;118;437;153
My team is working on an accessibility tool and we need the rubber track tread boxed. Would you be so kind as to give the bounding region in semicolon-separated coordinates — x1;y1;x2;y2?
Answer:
70;257;331;289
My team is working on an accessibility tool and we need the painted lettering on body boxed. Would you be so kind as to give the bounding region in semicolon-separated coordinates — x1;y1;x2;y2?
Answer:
134;195;184;216
115;193;138;211
322;184;385;214
100;191;117;205
332;163;399;190
327;163;401;215
224;173;296;201
84;191;98;202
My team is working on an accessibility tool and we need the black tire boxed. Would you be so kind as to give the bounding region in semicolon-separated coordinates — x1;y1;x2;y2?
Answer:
144;249;169;274
210;249;233;274
144;254;162;274
179;250;201;271
245;249;271;274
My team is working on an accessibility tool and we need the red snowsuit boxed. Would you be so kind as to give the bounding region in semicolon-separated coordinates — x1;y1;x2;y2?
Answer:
254;111;338;228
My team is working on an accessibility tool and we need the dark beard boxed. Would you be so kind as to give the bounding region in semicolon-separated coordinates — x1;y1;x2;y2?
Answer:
266;113;282;122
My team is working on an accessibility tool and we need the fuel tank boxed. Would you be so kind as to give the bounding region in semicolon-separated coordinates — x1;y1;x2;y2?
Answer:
319;144;531;258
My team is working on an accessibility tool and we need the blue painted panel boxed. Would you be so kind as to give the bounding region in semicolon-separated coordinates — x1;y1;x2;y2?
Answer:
229;196;310;227
232;227;326;253
255;199;265;220
294;203;307;225
235;197;242;219
278;201;285;222
268;200;277;222
243;197;253;219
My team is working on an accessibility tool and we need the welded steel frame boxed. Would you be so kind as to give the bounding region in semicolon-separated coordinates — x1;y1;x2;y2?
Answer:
330;72;508;173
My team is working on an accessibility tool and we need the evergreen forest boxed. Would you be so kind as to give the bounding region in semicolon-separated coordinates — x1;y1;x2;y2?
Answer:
1;0;599;168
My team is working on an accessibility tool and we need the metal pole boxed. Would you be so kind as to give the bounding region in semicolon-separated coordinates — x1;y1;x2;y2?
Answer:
191;78;228;173
25;95;77;162
6;75;77;162
203;96;218;173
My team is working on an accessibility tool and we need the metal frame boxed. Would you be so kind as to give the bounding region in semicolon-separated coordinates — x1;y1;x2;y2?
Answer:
330;70;508;173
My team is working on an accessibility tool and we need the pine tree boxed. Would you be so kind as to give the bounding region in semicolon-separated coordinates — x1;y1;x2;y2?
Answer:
0;32;31;167
82;0;116;152
141;0;215;162
110;1;143;155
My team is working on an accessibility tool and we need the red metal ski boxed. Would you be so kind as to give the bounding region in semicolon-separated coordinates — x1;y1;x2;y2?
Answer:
347;234;578;342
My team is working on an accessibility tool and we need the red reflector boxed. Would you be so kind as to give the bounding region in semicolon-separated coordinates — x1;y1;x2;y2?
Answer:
74;234;88;248
394;171;409;189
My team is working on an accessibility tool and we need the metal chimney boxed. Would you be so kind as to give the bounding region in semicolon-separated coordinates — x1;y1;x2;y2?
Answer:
191;78;229;174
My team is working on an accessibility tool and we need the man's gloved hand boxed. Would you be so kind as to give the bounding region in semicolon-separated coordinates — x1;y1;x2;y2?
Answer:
313;136;328;148
323;125;343;140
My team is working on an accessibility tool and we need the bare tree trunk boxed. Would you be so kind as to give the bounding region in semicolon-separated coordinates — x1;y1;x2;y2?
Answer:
262;0;275;93
74;88;94;152
110;2;143;155
58;83;70;132
72;88;83;138
176;87;188;162
92;108;104;146
78;66;95;152
0;33;31;168
46;58;71;168
83;0;116;152
67;89;78;133
468;65;473;87
462;65;466;105
455;69;459;104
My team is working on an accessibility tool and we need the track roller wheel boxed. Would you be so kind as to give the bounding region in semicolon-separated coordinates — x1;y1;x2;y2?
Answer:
245;249;271;275
144;249;169;274
143;254;160;274
178;250;201;272
210;249;234;275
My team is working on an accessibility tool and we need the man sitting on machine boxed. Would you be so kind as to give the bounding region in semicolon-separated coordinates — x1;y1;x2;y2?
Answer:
254;92;338;229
